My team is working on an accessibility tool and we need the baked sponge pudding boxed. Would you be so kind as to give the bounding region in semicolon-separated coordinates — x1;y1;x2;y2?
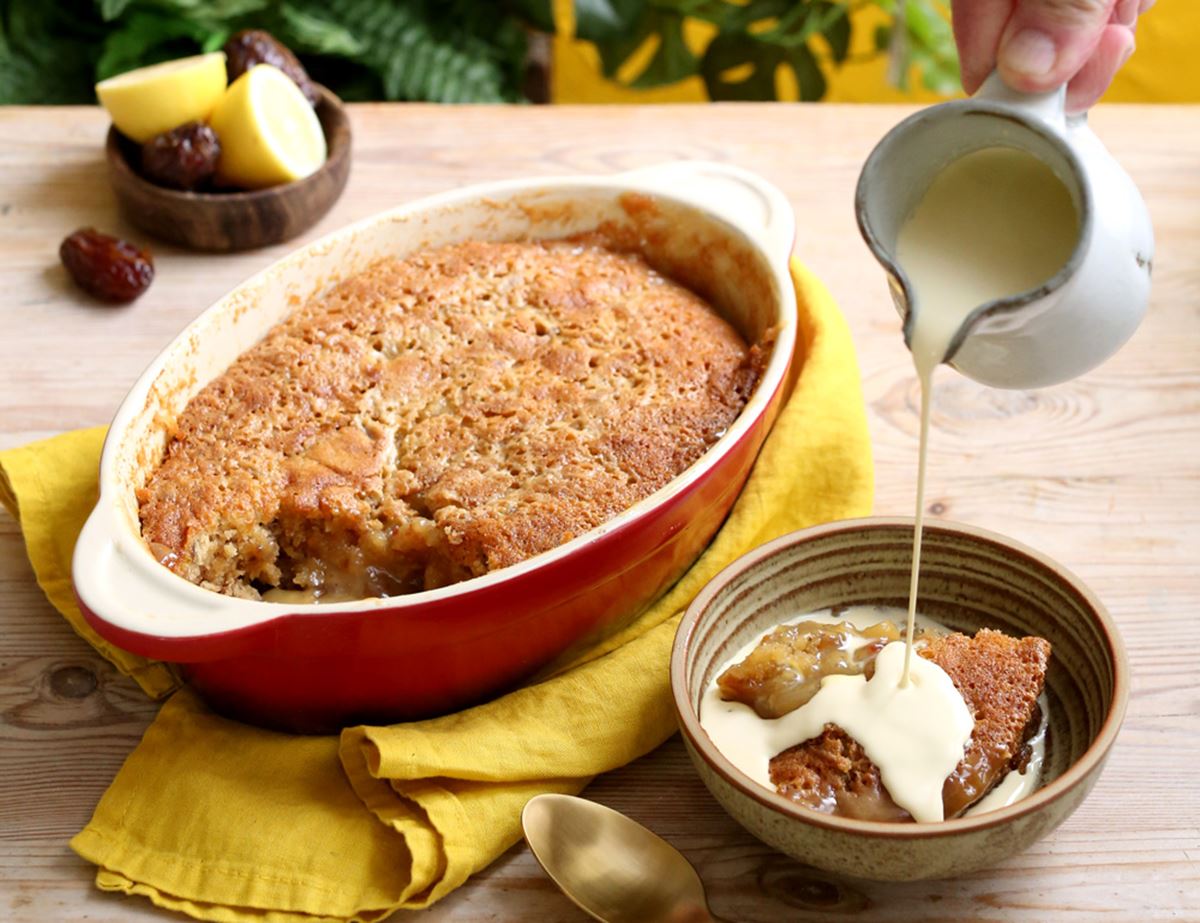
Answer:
137;235;766;601
717;623;1051;821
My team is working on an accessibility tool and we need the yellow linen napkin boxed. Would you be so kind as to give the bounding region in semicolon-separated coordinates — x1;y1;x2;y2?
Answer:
0;260;873;921
0;426;177;698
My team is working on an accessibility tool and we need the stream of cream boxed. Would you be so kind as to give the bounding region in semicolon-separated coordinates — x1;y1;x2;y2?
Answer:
896;146;1080;684
699;148;1076;821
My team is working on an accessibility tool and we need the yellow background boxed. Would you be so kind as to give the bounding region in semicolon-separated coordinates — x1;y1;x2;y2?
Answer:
551;0;1200;104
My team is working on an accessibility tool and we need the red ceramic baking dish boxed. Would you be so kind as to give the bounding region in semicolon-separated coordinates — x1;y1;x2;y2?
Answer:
71;161;799;732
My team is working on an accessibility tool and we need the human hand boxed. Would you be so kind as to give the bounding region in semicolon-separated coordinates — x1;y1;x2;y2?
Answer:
951;0;1155;112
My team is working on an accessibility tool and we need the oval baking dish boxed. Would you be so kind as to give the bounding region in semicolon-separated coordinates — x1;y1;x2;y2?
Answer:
72;161;799;732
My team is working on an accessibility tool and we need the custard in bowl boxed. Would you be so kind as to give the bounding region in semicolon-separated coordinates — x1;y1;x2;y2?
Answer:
72;161;798;732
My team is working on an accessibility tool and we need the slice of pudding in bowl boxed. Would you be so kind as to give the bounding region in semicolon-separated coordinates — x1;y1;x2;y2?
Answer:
714;619;1051;822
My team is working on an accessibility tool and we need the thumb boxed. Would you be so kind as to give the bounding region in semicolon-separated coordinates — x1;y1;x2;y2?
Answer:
998;0;1116;91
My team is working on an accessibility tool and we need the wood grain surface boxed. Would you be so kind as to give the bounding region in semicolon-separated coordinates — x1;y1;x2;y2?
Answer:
1;103;1197;922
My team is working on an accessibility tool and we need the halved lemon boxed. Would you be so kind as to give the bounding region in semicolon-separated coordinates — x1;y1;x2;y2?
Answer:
209;64;327;190
96;52;228;143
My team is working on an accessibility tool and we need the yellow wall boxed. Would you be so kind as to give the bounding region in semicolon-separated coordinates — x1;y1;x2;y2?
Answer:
552;0;1200;104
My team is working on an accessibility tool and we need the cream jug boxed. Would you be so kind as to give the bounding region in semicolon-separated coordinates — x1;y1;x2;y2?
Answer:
855;72;1154;389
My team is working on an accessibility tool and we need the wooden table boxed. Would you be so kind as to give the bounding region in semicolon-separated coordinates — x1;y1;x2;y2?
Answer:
1;103;1197;922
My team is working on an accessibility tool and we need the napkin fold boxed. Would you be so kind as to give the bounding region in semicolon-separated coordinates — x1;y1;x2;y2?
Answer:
0;260;873;922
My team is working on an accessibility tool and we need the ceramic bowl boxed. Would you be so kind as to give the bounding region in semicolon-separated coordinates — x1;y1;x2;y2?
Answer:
671;517;1128;880
105;85;352;252
72;161;798;733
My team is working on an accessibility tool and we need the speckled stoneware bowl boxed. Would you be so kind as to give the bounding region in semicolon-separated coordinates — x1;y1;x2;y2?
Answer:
671;517;1128;881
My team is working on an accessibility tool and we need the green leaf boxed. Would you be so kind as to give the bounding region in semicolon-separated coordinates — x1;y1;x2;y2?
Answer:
9;0;957;106
138;0;269;20
278;0;525;102
205;0;273;16
700;27;828;102
630;10;696;87
509;0;556;32
96;10;210;80
788;41;826;99
277;3;365;57
201;30;229;53
99;0;136;21
670;0;737;25
700;32;780;100
590;6;696;89
0;0;102;103
818;3;851;63
574;0;645;42
720;0;794;34
904;0;939;44
903;0;959;91
593;7;656;79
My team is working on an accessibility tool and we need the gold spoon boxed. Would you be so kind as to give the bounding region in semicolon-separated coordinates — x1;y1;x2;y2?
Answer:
521;793;727;923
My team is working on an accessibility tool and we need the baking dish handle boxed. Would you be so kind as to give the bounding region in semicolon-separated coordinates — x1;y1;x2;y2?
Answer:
72;500;263;656
618;160;796;265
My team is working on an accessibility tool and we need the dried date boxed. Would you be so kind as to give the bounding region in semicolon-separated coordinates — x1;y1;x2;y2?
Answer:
141;122;221;190
59;229;155;303
223;29;319;105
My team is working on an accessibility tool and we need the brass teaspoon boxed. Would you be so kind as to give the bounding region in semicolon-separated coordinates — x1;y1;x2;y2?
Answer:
521;793;727;923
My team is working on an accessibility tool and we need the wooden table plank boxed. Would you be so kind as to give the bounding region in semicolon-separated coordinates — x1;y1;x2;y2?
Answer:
1;103;1197;921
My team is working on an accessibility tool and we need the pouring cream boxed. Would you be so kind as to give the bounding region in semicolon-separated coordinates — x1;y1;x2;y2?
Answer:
897;146;1080;684
700;147;1076;822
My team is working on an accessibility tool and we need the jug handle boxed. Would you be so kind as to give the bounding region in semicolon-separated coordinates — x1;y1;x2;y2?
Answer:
975;70;1079;132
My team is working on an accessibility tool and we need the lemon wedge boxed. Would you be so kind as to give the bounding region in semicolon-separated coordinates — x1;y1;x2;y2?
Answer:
209;64;327;189
96;52;228;143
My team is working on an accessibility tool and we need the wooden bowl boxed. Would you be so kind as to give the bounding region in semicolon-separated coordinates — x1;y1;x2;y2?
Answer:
671;517;1129;881
105;85;351;252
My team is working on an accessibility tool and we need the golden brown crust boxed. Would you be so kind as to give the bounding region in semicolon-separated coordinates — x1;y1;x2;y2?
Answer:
769;629;1051;821
138;236;760;599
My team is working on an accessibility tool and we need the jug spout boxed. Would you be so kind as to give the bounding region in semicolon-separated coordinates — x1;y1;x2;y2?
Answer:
895;144;1087;379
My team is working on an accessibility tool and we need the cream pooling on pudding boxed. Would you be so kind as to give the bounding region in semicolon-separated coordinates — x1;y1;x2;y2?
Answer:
701;607;966;822
700;606;1048;821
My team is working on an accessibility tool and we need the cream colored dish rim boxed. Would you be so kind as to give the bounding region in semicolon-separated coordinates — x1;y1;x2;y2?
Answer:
72;161;799;637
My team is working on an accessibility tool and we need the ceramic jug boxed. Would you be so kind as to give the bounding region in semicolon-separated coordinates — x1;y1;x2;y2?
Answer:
855;72;1154;389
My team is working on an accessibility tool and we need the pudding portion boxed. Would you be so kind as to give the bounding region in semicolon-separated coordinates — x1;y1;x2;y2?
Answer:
137;235;765;601
717;619;927;719
766;629;1049;821
707;612;1051;822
